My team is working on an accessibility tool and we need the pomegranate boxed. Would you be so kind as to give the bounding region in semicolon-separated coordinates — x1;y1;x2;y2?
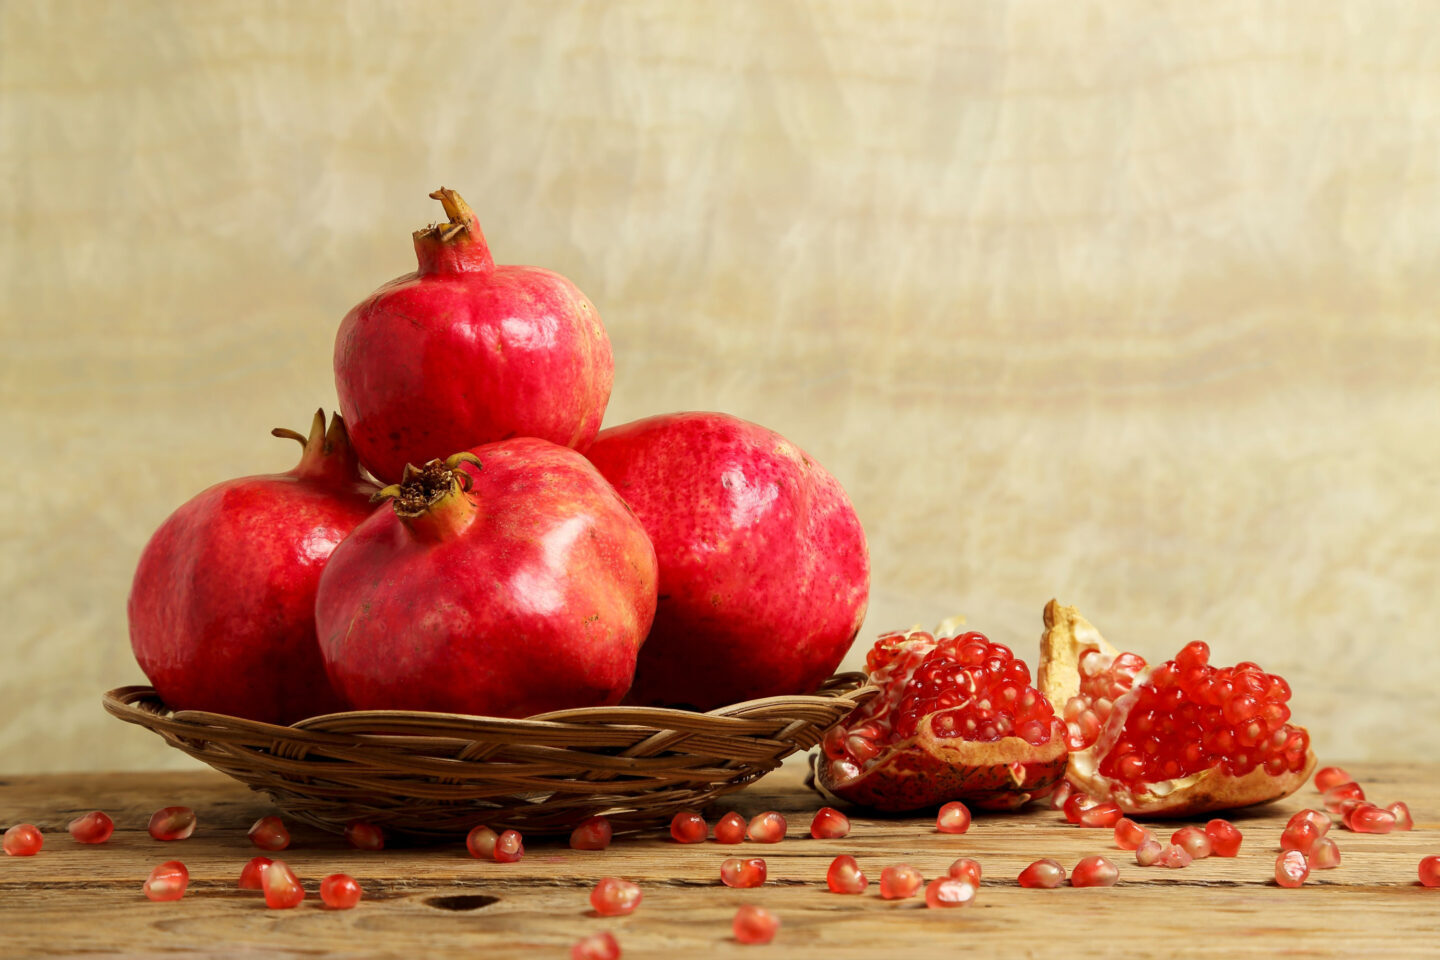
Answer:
1070;856;1119;887
947;858;982;886
1155;844;1193;869
1038;601;1316;816
334;187;613;485
586;412;868;709
714;812;746;844
3;824;42;856
924;877;976;908
1018;859;1066;888
1419;856;1440;887
263;859;305;908
825;855;868;894
143;861;188;901
809;807;850;839
321;874;362;909
494;830;524;863
1314;766;1352;792
466;825;498;859
880;864;923;899
1113;818;1152;850
148;806;196;841
936;801;971;834
590;878;642;916
1171;827;1212;859
239;856;272;889
1312;837;1341;869
720;857;766;888
572;932;621;960
1389;802;1414;831
1204;819;1243;857
816;625;1067;812
733;905;780;945
128;411;374;723
1275;850;1310;888
747;812;787;843
67;812;114;845
345;821;385;851
571;815;613;850
248;816;290;851
316;441;658;716
670;811;707;844
1135;838;1163;866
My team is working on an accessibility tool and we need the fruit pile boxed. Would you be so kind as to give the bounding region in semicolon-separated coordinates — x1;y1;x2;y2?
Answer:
127;187;870;722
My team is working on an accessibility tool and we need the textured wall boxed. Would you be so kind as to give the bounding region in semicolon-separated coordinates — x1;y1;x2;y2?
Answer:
2;1;1438;772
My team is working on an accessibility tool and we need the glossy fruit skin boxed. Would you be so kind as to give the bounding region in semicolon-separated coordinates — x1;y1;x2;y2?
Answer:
68;812;114;845
129;412;375;724
321;874;362;909
587;412;868;709
317;439;658;716
334;190;612;485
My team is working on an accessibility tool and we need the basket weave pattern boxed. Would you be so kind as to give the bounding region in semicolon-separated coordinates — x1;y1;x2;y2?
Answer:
104;675;873;839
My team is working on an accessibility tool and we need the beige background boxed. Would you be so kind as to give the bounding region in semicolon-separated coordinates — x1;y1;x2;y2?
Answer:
2;1;1437;773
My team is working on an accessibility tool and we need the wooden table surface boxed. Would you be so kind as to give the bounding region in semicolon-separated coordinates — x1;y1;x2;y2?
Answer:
2;762;1438;959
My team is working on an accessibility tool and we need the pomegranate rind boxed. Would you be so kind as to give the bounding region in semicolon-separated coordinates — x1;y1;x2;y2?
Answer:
1038;600;1316;817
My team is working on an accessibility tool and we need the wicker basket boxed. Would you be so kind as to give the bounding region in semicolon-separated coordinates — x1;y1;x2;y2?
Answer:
104;675;874;839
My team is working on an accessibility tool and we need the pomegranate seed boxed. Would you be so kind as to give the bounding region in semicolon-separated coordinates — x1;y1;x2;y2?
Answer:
148;806;196;841
248;815;291;851
1313;766;1353;792
1287;809;1331;836
669;810;706;844
571;815;613;850
1323;781;1365;812
1311;837;1341;869
320;873;362;909
1049;779;1075;811
3;824;43;857
1281;819;1320;855
1062;791;1098;824
1275;849;1309;888
1171;826;1212;859
1071;855;1119;887
924;876;977;907
67;811;114;845
466;825;498;859
143;860;189;901
1387;802;1414;831
1113;817;1151;850
1018;858;1066;888
809;807;851;839
721;857;767;888
1134;838;1163;866
1156;844;1193;868
494;829;524;862
1078;802;1123;829
936;801;971;834
1348;804;1397;834
239;855;272;889
263;859;304;908
571;931;621;960
947;857;982;887
747;811;787;843
714;811;746;844
732;904;780;945
880;864;923;899
590;877;642;916
345;821;385;850
1419;856;1440;887
825;855;868;894
1204;819;1243;857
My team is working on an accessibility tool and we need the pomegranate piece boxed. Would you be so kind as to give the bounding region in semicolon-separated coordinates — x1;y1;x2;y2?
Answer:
1419;856;1440;888
1313;766;1353;792
1071;855;1119;887
263;859;305;908
494;829;525;863
1156;844;1193;869
747;811;787;844
590;877;642;916
128;411;371;723
936;801;972;834
1347;805;1397;834
733;904;780;945
345;821;385;851
320;874;362;909
1135;838;1163;866
809;807;851;839
1078;802;1123;829
148;807;196;842
720;857;767;888
67;811;114;845
3;824;43;857
1322;782;1365;813
1018;859;1066;888
571;931;621;960
1171;826;1212;859
1113;817;1152;850
1275;850;1309;888
571;815;614;850
143;860;189;902
880;864;924;899
925;877;977;908
714;812;747;844
466;825;498;859
1311;837;1341;869
1038;602;1315;816
947;857;982;887
248;816;291;852
1388;802;1414;831
239;856;272;890
825;855;868;894
1204;819;1243;857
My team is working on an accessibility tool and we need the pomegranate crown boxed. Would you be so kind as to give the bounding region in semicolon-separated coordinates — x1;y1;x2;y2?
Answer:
372;451;483;518
270;409;363;482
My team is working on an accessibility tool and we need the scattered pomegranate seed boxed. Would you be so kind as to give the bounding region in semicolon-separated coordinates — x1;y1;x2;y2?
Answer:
1322;781;1365;813
571;815;613;850
924;876;976;907
809;807;850;839
826;855;868;894
936;801;971;834
67;811;114;845
494;829;524;862
320;873;362;909
714;811;746;844
1155;844;1193;869
1281;819;1320;855
345;821;385;850
239;855;272;889
1078;802;1123;829
1287;809;1331;836
262;859;305;908
732;904;780;945
1113;817;1151;850
880;864;923;899
668;810;706;844
1134;838;1163;866
1070;855;1119;887
1049;779;1075;811
590;877;642;916
720;857;767;888
1313;766;1352;793
571;931;621;960
1347;804;1397;834
466;825;498;859
1419;856;1440;888
1388;802;1414;831
1311;837;1341;869
3;824;43;857
1171;826;1212;859
1018;858;1066;888
946;857;982;887
1275;849;1309;888
747;811;787;843
248;816;291;851
1204;819;1243;857
147;806;196;842
143;860;189;901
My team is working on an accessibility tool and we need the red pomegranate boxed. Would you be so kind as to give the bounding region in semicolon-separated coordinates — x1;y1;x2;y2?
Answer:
585;412;868;709
128;411;376;724
1038;600;1316;816
315;438;658;716
334;187;613;484
815;624;1069;812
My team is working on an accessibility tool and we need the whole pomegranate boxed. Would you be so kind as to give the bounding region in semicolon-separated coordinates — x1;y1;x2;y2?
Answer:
586;412;868;710
315;438;658;716
334;188;613;484
128;411;376;724
815;623;1068;812
1038;600;1316;816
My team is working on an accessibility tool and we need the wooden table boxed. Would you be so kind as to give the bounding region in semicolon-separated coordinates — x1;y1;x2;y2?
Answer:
2;763;1437;959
